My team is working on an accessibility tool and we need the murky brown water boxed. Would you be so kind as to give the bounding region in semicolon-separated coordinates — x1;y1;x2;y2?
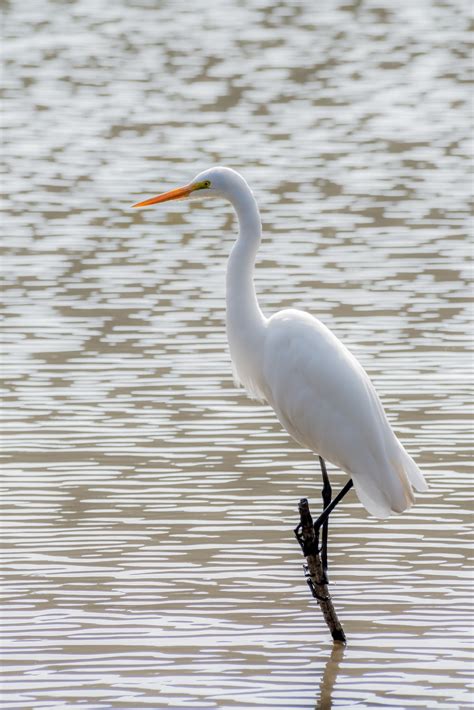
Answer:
1;0;472;707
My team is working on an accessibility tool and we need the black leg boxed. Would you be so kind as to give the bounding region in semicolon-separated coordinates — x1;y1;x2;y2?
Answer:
319;456;332;579
314;478;354;580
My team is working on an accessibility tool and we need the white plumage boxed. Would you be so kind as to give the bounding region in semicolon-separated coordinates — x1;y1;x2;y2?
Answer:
133;166;428;519
262;309;426;517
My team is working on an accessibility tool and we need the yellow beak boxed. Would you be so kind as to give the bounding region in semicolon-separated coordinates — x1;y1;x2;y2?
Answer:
132;183;195;208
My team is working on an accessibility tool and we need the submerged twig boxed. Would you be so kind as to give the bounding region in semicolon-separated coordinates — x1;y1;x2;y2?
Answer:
294;498;346;644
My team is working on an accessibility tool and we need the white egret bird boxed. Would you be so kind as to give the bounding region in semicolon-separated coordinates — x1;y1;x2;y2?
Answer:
133;166;427;576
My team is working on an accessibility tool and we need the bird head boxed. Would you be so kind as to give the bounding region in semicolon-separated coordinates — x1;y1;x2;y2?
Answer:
132;166;248;208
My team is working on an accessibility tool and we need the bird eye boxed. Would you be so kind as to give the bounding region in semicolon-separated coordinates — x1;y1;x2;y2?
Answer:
195;180;211;191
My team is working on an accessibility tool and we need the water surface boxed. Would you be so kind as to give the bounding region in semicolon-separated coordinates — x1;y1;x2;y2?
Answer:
1;0;472;707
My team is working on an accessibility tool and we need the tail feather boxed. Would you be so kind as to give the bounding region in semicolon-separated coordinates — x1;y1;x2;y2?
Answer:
352;476;393;518
397;444;428;492
350;446;427;518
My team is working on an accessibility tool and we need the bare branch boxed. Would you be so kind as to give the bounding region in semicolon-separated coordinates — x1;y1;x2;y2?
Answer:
295;498;347;644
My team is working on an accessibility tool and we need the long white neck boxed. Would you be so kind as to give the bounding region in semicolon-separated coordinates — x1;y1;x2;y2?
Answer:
225;181;268;400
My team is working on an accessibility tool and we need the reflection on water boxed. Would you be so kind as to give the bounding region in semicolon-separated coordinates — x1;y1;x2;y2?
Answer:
1;0;472;707
317;644;345;709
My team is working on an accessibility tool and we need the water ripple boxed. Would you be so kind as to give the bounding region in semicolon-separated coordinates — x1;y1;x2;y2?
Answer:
1;0;472;707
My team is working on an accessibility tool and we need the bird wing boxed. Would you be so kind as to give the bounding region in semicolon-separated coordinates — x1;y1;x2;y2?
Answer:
262;309;426;517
